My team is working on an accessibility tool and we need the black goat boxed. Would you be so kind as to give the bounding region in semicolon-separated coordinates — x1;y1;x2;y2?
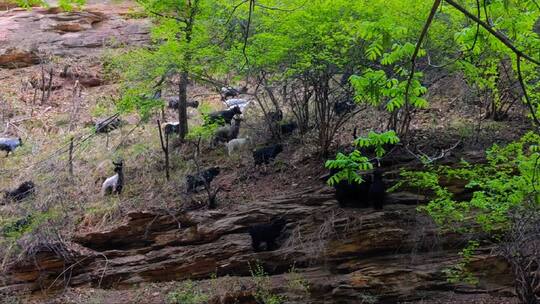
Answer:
280;122;298;136
95;117;121;134
331;170;386;209
207;106;242;125
4;181;35;202
267;109;283;122
186;167;220;193
334;100;356;115
253;144;283;166
168;98;199;109
0;137;22;157
213;117;241;146
248;217;287;251
163;122;180;136
369;169;386;210
221;86;248;100
333;177;371;208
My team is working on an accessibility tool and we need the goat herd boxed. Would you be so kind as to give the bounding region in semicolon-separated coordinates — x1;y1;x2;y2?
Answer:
162;86;295;196
1;85;387;252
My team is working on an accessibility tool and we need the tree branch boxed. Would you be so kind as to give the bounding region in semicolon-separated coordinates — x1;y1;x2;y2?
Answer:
147;10;188;24
444;0;540;65
402;0;442;136
516;55;540;126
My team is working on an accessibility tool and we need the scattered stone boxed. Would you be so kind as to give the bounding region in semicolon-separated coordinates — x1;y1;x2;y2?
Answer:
0;47;40;68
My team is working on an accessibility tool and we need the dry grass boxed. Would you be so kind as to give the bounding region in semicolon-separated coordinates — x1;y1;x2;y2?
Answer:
0;52;325;273
0;54;231;266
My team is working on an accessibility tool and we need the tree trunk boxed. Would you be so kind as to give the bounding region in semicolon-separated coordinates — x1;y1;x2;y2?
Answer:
178;71;189;140
175;0;198;141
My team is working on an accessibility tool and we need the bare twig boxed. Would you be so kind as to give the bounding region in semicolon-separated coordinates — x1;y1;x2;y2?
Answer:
157;119;170;181
516;55;540;126
47;252;109;290
68;137;74;176
68;80;81;132
404;140;461;164
402;0;442;137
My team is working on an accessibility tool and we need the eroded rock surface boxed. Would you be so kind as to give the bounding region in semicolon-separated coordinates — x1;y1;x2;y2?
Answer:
0;47;40;68
0;4;150;68
0;188;516;303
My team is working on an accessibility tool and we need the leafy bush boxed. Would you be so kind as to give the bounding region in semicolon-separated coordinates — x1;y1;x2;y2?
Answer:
166;280;209;304
326;131;400;186
393;132;540;233
187;103;224;141
442;241;480;285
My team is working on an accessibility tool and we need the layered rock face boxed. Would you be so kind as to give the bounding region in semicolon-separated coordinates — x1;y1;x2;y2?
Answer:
0;5;150;68
0;188;516;303
0;3;521;303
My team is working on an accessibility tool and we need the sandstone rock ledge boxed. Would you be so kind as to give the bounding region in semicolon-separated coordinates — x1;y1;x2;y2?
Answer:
0;188;516;303
0;4;150;68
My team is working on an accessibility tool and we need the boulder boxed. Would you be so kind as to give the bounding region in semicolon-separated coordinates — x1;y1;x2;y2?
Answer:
40;11;104;33
0;47;40;68
0;6;150;60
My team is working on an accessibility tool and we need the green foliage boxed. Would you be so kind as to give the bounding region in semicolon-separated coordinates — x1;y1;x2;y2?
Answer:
124;8;149;19
10;0;84;10
187;103;222;140
1;211;55;240
249;262;286;304
57;0;85;11
9;0;43;8
442;241;480;285
355;130;400;158
2;216;34;239
449;1;539;120
350;69;427;128
286;265;310;296
107;0;223;120
166;280;209;304
105;48;168;120
232;0;431;137
326;131;399;186
394;132;540;233
186;122;221;141
325;150;373;186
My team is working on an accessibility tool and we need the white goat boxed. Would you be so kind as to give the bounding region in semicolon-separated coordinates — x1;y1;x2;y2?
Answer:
226;99;251;112
226;137;251;156
101;161;124;196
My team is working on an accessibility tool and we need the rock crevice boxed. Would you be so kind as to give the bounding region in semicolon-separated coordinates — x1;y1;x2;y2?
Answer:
0;188;515;303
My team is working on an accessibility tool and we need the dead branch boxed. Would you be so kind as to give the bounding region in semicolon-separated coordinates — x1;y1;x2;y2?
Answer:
157;119;170;181
404;140;461;164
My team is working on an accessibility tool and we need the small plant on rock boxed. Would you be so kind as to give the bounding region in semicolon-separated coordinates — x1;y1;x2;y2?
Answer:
166;280;209;304
442;240;480;286
249;262;286;304
286;265;310;298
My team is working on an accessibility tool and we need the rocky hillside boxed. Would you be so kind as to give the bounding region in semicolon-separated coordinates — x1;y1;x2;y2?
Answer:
0;3;149;68
2;185;517;303
0;1;528;303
